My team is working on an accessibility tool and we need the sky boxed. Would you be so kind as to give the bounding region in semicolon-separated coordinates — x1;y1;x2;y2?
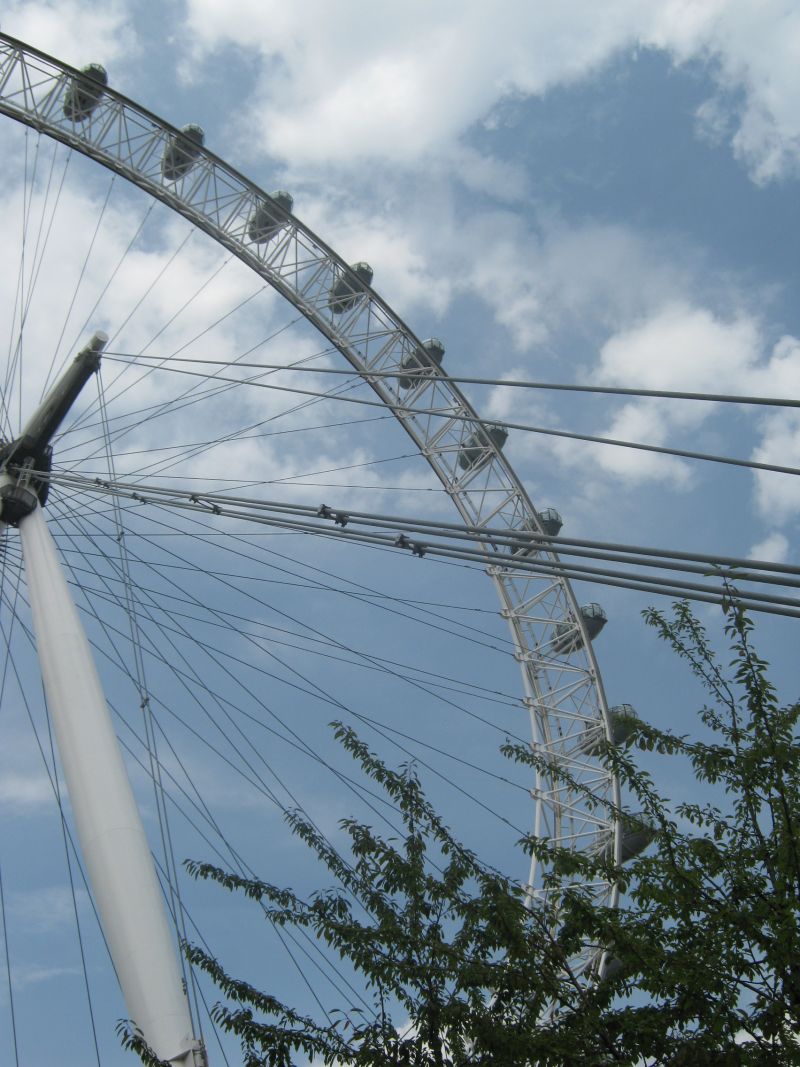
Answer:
0;2;799;1065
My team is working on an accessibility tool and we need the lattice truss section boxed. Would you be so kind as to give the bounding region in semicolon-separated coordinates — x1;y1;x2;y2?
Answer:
0;36;621;913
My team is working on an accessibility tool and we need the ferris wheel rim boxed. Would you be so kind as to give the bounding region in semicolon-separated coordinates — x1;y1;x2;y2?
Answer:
0;28;622;1001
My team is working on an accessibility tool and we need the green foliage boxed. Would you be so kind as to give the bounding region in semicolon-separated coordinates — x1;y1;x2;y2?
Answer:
116;1021;170;1067
183;725;588;1065
168;603;800;1065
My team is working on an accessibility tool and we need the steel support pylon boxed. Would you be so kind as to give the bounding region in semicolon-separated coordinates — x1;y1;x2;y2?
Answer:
18;501;206;1065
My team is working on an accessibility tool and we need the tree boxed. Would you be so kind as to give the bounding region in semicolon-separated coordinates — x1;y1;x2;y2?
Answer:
138;601;800;1066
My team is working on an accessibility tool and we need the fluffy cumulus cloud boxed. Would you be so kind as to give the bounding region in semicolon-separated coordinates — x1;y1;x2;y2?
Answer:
487;297;800;512
1;0;136;69
723;332;800;525
580;304;759;484
648;1;800;184
180;0;800;183
751;423;800;524
588;309;800;523
335;196;799;515
180;0;644;165
748;531;789;563
2;6;797;526
334;201;696;349
460;218;694;352
596;304;763;395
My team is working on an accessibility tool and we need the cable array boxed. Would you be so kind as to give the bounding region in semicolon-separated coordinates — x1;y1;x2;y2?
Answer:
102;354;800;480
109;352;800;411
51;472;800;619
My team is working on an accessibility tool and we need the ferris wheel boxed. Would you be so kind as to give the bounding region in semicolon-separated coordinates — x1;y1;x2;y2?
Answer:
0;34;644;1065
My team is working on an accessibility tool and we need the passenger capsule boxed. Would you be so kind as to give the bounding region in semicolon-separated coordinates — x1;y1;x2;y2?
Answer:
457;423;508;472
328;262;373;314
552;602;607;655
539;508;563;537
589;948;624;981
510;508;563;555
161;124;205;182
248;191;294;243
63;63;108;122
604;814;656;862
621;823;655;861
600;954;624;980
398;338;445;389
577;704;641;757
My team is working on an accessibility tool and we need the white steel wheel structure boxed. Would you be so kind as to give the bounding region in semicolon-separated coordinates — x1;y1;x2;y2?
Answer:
0;33;623;1065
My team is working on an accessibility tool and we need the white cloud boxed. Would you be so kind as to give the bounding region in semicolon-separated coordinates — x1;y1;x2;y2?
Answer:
2;1;136;69
745;337;800;521
654;2;800;184
520;303;800;500
587;309;800;517
180;1;646;167
0;771;52;810
440;215;693;354
293;190;454;320
596;304;763;398
259;187;687;338
589;398;693;486
0;162;317;487
12;964;82;989
751;410;800;520
179;1;800;183
589;307;799;505
748;335;800;400
748;531;789;563
9;885;88;932
0;719;60;815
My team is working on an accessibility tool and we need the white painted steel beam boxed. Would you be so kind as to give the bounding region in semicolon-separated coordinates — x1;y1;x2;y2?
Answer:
18;502;205;1066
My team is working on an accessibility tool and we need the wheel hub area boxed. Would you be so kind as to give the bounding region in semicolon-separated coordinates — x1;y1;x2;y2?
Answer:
0;330;107;523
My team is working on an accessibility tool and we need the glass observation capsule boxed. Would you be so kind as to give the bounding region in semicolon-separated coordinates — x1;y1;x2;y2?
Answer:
63;63;107;122
539;507;563;537
588;948;625;982
606;815;656;863
161;123;205;182
247;190;294;243
577;704;641;757
457;423;508;472
397;338;445;389
600;954;624;980
510;508;563;555
552;602;607;655
328;262;373;314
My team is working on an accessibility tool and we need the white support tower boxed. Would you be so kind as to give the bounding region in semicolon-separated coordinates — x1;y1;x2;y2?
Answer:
0;336;207;1065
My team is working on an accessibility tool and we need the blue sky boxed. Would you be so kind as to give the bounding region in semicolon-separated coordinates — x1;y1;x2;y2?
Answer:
1;2;799;1064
